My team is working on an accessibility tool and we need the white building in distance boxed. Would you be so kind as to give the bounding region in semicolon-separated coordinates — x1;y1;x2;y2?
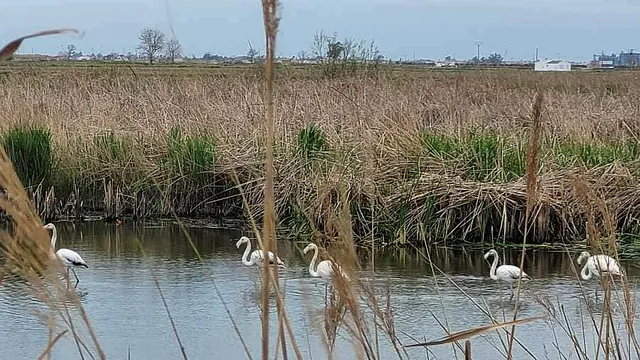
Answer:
534;59;571;72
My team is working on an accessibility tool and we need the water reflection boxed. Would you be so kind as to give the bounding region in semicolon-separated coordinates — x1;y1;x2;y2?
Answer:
0;222;637;359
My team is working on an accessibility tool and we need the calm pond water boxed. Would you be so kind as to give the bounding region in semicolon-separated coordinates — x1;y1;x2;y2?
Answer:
0;221;638;359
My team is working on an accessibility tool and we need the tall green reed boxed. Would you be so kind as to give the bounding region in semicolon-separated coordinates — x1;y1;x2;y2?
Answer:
2;126;53;189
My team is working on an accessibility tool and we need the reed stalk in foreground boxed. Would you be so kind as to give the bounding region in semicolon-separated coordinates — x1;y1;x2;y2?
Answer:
506;89;544;358
258;1;298;359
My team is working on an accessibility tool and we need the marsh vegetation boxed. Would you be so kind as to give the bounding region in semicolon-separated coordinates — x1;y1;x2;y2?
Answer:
2;64;640;245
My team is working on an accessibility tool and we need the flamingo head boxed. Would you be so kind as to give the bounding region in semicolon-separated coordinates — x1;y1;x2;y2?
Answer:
577;251;590;265
303;243;316;255
235;236;249;249
42;223;55;230
483;249;497;260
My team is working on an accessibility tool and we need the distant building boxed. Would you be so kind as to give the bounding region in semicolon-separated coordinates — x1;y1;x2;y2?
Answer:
534;59;571;72
617;51;640;67
592;51;640;68
592;53;616;69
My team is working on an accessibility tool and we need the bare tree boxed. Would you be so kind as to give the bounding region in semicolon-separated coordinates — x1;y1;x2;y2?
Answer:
247;41;259;63
297;50;308;62
65;44;76;60
311;30;330;61
165;38;182;63
138;28;165;64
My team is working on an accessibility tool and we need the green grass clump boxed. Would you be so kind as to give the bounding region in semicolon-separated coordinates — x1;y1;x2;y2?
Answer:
2;126;53;189
555;139;640;167
422;132;460;160
298;123;327;159
501;140;526;180
421;131;526;181
94;131;126;162
466;132;501;181
166;125;215;181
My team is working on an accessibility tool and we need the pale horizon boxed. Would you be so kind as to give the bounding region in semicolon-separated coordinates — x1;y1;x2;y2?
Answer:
4;0;640;61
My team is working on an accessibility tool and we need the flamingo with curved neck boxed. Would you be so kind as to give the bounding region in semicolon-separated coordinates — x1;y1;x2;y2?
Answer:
484;249;530;300
235;236;286;268
302;243;348;282
577;251;622;281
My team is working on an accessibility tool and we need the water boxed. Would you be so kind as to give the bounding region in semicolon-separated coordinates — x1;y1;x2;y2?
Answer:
0;222;638;359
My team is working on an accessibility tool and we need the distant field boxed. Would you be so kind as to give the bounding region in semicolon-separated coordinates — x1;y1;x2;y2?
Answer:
1;63;640;245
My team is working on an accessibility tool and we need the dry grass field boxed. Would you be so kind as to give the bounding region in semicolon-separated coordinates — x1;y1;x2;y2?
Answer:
1;63;640;245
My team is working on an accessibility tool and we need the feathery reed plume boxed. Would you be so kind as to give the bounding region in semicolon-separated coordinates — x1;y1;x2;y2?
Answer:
259;1;283;359
525;90;544;215
507;89;544;358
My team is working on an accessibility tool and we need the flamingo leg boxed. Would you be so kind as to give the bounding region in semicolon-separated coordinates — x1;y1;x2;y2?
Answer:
71;267;80;288
64;268;70;290
324;283;328;306
509;283;514;301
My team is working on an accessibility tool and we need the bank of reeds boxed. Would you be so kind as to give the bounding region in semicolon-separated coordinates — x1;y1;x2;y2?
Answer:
3;62;640;244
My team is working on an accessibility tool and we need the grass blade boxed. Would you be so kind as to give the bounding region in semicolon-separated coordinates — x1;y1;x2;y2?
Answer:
404;315;546;348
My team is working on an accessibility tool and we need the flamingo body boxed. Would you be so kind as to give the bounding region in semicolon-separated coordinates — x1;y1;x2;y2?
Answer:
43;223;88;288
55;248;88;269
484;249;530;299
302;243;349;282
577;251;622;280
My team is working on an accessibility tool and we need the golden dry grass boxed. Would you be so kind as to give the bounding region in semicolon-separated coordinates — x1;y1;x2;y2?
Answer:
2;65;640;245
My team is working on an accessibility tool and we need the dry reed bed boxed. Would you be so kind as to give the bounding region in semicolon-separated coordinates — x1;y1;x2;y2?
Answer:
1;66;640;244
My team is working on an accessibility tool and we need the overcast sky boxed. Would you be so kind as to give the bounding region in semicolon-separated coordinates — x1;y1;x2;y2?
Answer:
3;0;640;61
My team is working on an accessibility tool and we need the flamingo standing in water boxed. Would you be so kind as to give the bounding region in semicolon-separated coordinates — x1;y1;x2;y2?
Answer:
484;249;531;300
43;223;88;289
236;236;286;269
303;243;349;301
577;251;623;281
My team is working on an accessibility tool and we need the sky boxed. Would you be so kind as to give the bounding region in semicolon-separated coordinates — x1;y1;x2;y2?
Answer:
3;0;640;61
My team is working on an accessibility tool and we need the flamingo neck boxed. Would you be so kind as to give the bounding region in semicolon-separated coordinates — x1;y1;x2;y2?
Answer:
581;263;592;280
49;227;57;252
489;253;499;281
308;246;320;277
241;240;254;266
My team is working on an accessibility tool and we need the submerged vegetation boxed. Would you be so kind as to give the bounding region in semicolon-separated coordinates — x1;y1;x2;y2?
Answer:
2;65;640;244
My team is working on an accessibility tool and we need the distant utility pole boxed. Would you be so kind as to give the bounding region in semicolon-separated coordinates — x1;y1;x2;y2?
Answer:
474;41;482;64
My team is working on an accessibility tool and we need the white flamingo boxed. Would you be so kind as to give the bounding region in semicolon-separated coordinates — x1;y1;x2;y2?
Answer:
484;249;531;300
236;236;286;269
577;251;623;281
43;223;88;288
303;243;349;299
